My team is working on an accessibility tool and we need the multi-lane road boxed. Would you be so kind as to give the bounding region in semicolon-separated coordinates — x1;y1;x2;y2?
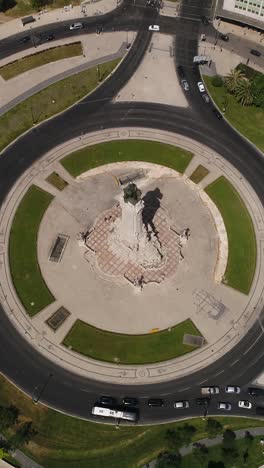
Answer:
0;0;264;423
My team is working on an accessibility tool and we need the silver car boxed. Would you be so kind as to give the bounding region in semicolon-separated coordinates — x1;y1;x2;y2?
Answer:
225;386;240;394
181;79;189;91
218;402;231;411
173;400;190;409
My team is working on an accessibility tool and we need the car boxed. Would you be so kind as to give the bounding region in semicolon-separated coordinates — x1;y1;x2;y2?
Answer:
201;16;209;25
201;34;206;41
256;406;264;415
122;397;138;406
238;400;252;409
225;386;240;394
147;0;155;6
213;109;222;119
69;23;83;30
148;398;164;407
173;400;190;409
218;402;232;411
181;79;189;91
250;49;261;57
177;65;185;78
202;93;210;103
45;34;55;41
219;33;229;41
201;386;220;395
100;396;116;406
248;387;264;396
149;25;160;31
197;82;205;93
196;397;210;406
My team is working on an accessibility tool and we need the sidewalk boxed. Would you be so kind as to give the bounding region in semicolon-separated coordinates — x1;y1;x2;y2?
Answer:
144;426;264;467
0;0;121;40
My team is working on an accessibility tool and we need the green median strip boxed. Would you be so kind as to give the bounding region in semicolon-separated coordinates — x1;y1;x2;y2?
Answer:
9;185;55;315
0;42;83;80
205;176;256;294
60;140;193;176
63;319;202;364
0;58;120;153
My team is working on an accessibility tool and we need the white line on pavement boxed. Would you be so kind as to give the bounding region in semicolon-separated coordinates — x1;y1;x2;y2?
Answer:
230;358;240;367
243;333;263;356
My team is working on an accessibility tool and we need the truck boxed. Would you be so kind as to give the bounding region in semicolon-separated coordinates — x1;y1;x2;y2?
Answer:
193;55;208;65
201;386;220;395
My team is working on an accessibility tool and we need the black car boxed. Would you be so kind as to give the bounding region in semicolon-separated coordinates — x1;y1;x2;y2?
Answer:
122;397;138;406
248;387;264;396
148;398;164;407
250;49;261;57
177;65;185;79
213;109;223;120
201;16;209;25
219;33;229;41
45;34;55;41
21;36;30;43
100;396;116;406
196;397;210;406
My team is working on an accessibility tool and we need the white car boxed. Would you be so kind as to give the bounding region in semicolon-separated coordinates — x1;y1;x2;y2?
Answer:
197;82;205;93
225;386;241;394
181;79;189;91
69;23;83;30
238;400;252;409
173;400;190;409
149;25;160;31
218;402;231;411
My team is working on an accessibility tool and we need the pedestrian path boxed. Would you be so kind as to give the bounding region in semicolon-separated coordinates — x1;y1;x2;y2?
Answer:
143;426;264;467
0;0;121;40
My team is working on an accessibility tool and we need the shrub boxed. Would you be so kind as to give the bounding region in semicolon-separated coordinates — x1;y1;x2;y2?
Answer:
212;76;223;87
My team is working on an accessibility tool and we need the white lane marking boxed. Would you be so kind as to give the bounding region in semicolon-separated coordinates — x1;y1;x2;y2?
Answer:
198;379;208;385
243;333;263;355
213;370;224;377
178;387;191;392
230;358;240;367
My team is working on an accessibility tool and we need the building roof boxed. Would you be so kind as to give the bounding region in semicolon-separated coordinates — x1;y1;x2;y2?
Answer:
216;0;264;31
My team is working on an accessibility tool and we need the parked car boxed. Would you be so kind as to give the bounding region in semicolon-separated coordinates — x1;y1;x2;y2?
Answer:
201;386;220;395
213;109;222;119
225;386;240;394
173;401;190;409
238;400;252;409
201;16;209;25
100;396;116;406
196;397;210;406
250;49;261;57
248;387;264;396
202;93;210;103
181;79;189;91
197;81;205;92
177;65;185;78
149;25;160;31
219;33;229;41
148;398;164;407
122;397;138;406
218;402;232;411
69;23;83;30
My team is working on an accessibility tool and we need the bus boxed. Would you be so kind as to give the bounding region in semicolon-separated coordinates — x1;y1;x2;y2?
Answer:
91;406;138;422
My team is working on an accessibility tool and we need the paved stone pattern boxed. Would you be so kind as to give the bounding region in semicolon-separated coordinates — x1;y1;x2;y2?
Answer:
86;203;181;285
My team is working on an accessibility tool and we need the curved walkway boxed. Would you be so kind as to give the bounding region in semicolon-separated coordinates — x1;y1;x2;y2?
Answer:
144;426;264;467
1;127;264;385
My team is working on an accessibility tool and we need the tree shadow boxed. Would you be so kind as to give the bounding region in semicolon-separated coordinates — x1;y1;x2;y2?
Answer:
142;187;163;239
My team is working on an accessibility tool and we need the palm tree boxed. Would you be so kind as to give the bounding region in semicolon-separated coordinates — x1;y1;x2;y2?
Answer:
235;79;256;106
225;68;245;93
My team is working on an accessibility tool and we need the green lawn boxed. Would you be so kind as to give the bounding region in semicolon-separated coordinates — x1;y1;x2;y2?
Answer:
63;319;202;364
0;43;83;80
0;58;120;153
205;176;256;294
0;374;263;468
9;185;55;315
61;140;193;176
204;75;264;152
4;0;80;18
181;435;264;467
190;165;209;184
46;172;68;191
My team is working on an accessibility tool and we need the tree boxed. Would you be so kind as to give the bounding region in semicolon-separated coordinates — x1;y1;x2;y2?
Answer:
193;442;209;463
222;428;236;447
156;451;182;468
165;424;196;450
0;405;19;431
243;448;249;463
235;79;256;106
244;430;253;444
205;418;223;438
212;76;223;87
225;68;245;93
208;461;225;468
222;429;238;463
9;422;37;449
0;0;16;12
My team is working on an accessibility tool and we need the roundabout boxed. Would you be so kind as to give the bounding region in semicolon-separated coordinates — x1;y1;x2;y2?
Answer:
0;129;263;392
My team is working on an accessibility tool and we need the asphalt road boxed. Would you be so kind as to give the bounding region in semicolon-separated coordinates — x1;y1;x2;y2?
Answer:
0;0;264;424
